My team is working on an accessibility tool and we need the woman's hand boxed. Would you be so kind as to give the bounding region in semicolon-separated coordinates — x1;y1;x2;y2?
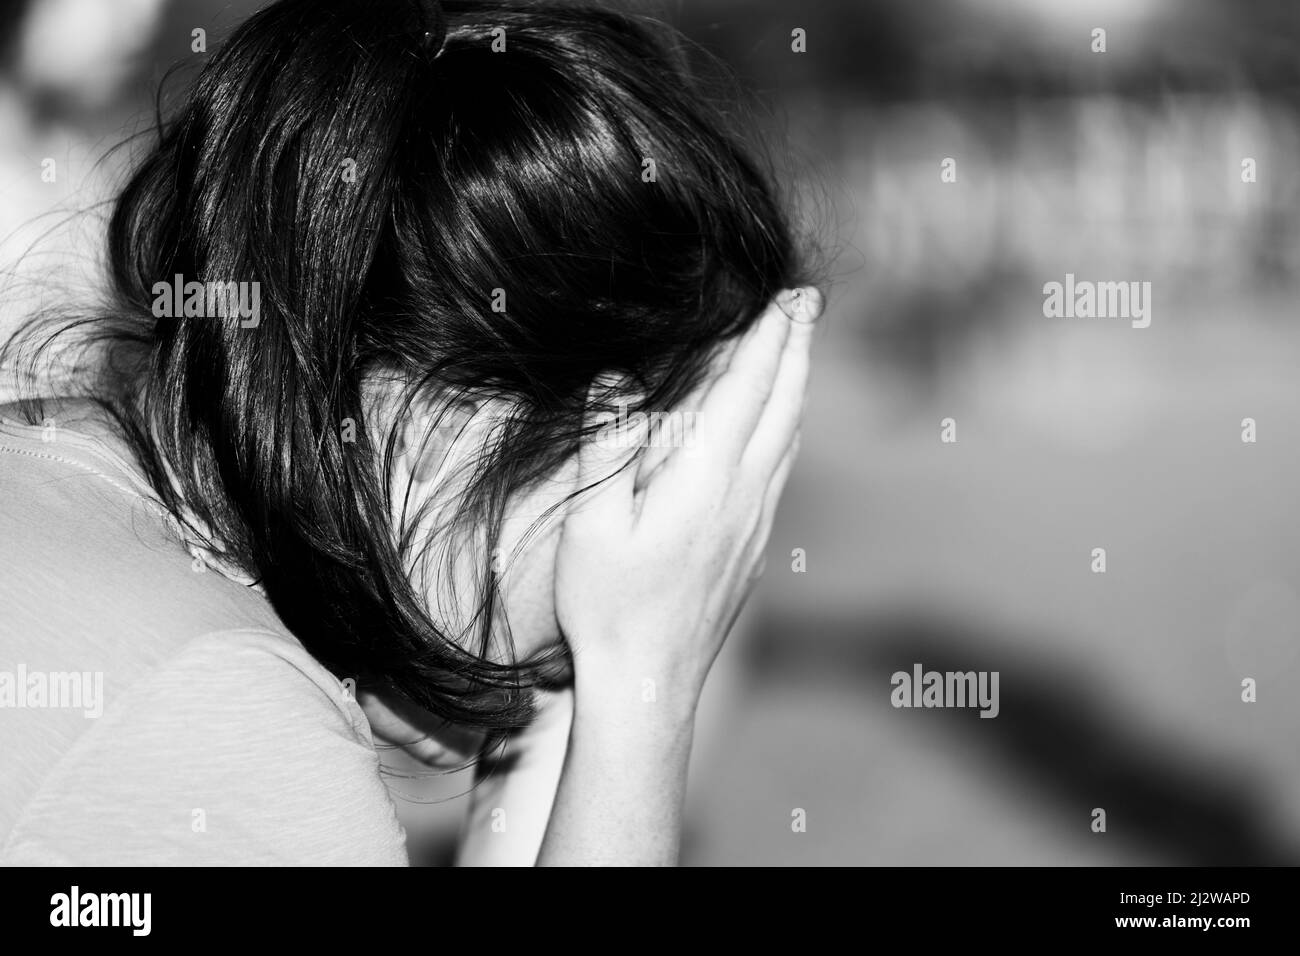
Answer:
556;287;822;706
539;287;822;865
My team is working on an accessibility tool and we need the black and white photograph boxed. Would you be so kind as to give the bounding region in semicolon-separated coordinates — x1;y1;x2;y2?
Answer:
0;0;1295;927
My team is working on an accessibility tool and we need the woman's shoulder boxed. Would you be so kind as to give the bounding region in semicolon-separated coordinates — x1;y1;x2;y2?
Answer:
0;397;160;502
1;626;408;866
0;401;410;865
0;398;281;635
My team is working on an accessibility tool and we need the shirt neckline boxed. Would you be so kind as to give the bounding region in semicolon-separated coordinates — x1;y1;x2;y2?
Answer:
0;412;157;501
0;412;264;592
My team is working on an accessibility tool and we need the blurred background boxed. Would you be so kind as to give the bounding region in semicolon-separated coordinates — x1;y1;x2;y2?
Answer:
3;0;1300;864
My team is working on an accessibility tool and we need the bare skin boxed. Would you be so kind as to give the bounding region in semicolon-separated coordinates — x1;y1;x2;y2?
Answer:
370;288;823;865
540;288;821;865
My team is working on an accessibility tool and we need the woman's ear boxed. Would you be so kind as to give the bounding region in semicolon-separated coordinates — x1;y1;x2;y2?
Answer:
401;395;480;488
363;374;480;507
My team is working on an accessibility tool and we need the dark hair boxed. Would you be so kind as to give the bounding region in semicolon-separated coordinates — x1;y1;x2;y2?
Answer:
3;0;808;733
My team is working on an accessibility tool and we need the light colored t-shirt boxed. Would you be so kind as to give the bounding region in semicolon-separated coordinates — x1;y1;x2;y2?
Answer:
0;409;409;865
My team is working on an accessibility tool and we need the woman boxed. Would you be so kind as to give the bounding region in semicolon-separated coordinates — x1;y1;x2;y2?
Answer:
0;0;821;865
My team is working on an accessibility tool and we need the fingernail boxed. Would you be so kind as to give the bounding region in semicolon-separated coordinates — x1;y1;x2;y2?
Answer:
775;288;798;320
777;287;823;325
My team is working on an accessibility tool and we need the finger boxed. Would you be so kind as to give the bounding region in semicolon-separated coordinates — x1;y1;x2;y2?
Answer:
742;287;822;474
759;429;801;532
725;435;799;633
742;438;799;592
693;294;795;463
777;285;825;326
634;337;737;490
565;391;649;538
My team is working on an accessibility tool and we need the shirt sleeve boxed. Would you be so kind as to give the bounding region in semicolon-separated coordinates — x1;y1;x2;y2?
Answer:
0;628;409;866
